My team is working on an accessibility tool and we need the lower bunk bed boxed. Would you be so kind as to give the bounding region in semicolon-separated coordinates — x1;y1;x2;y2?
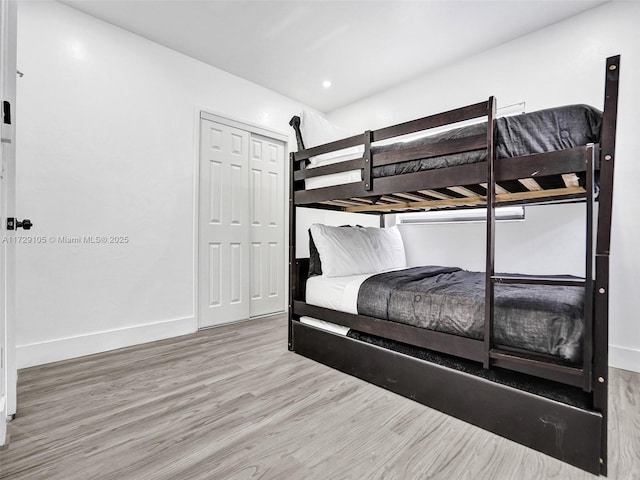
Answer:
306;263;584;364
288;56;620;476
292;254;603;474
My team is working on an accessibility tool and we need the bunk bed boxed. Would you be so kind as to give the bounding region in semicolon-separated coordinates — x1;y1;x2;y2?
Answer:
288;56;619;476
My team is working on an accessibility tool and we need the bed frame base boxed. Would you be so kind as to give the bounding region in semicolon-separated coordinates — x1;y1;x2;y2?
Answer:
292;321;604;475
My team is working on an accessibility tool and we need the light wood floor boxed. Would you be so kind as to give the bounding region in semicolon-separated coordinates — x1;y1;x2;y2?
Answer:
1;315;638;480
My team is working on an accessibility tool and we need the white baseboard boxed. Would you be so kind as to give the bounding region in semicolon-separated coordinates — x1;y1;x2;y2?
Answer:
0;395;6;447
609;345;640;373
16;316;197;369
16;320;639;374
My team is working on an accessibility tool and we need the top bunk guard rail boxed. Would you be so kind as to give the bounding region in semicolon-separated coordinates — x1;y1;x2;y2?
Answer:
372;100;489;142
293;133;364;162
293;100;490;163
372;134;487;168
292;133;489;182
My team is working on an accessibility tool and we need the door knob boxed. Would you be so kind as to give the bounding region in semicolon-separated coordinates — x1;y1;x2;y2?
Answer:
6;218;33;230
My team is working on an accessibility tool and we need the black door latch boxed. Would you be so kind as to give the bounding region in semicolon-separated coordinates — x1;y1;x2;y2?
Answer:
7;218;32;230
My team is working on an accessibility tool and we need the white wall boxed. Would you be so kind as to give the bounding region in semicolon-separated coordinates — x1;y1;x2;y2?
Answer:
14;1;313;368
329;1;640;372
396;204;587;276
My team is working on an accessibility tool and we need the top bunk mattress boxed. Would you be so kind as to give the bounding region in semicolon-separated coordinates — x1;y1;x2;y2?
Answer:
304;104;602;189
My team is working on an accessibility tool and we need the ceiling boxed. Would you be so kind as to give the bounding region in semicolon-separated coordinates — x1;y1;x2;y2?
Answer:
60;0;607;113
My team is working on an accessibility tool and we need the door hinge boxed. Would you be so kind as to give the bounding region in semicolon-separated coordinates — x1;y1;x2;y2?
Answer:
1;101;11;144
2;101;10;125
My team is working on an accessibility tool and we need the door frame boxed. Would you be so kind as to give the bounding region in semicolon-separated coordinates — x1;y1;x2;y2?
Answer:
0;0;17;444
193;108;288;329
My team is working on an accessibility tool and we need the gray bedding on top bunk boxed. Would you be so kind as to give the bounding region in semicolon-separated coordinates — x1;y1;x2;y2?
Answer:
370;104;602;177
357;266;584;362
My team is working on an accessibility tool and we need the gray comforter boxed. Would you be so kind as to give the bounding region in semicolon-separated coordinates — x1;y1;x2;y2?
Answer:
356;266;584;362
371;104;602;177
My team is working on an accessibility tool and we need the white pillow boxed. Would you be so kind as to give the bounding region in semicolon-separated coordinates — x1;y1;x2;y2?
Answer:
300;109;364;166
309;224;406;278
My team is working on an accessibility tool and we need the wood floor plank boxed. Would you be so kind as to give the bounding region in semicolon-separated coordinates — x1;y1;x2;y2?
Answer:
1;314;638;479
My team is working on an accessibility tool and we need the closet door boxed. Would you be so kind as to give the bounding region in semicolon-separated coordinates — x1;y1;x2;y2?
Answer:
199;119;250;327
249;134;285;317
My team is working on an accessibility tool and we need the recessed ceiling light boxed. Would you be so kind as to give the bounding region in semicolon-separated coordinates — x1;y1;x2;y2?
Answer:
322;80;332;89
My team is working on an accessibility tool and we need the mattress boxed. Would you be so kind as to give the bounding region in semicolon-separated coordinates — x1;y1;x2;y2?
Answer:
304;104;602;190
306;266;584;363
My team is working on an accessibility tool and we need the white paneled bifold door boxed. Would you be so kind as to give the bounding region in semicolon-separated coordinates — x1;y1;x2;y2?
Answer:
198;115;285;328
249;134;286;317
199;121;250;326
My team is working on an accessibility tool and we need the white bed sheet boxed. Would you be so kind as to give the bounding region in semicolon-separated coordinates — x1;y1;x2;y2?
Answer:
304;151;362;190
305;267;407;314
303;268;407;337
305;272;375;314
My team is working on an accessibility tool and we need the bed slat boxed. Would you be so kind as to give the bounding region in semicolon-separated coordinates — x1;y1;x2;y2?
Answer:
447;185;482;197
518;178;543;191
562;173;580;188
344;186;585;213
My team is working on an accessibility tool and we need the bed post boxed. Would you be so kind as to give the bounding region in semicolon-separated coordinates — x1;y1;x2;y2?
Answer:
289;116;305;151
582;144;596;393
363;130;373;191
483;96;497;369
288;151;297;351
593;54;620;476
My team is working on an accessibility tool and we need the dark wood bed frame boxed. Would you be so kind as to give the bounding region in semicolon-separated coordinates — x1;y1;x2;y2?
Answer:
288;55;620;476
